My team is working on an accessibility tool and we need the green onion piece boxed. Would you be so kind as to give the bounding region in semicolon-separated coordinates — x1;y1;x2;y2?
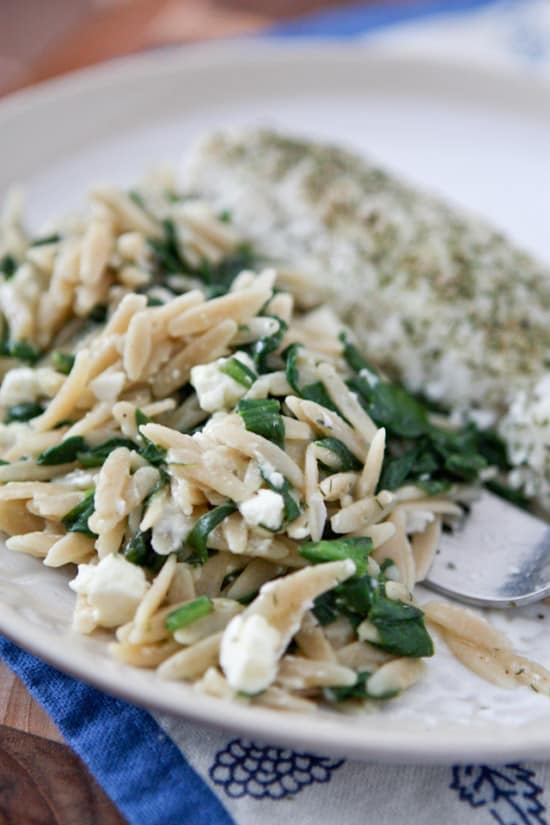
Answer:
5;401;43;423
88;304;107;323
219;209;232;223
123;529;165;572
299;537;373;577
77;437;137;468
219;357;257;388
30;233;61;247
237;398;285;449
135;408;167;467
314;437;362;471
146;296;164;307
284;343;339;412
37;436;87;465
259;464;301;524
8;340;41;364
52;351;75;375
148;218;184;275
0;254;17;279
369;595;434;657
165;596;213;632
61;489;96;537
187;502;237;564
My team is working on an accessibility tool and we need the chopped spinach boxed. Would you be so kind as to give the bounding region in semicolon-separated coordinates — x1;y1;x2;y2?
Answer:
186;502;237;564
37;436;87;465
88;304;108;324
135;408;167;467
123;529;165;573
284;343;340;412
52;351;75;375
0;254;17;279
77;437;137;468
314;437;362;472
312;558;433;659
61;489;96;537
5;401;43;423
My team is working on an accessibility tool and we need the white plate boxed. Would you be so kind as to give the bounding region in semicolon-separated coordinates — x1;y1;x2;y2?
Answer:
1;42;549;764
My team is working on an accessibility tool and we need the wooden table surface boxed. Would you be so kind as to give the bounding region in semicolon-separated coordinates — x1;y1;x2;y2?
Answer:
0;1;402;822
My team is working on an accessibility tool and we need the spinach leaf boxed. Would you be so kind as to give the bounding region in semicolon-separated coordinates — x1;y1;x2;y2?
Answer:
284;343;340;412
5;401;43;423
37;436;87;465
88;304;108;324
135;408;167;467
259;463;301;524
77;437;137;468
237;398;285;450
186;502;237;564
0;254;17;279
123;529;165;573
148;218;184;275
314;437;362;472
1;338;41;364
61;490;96;537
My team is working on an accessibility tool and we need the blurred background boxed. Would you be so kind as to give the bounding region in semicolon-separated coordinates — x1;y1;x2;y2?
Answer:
0;0;423;97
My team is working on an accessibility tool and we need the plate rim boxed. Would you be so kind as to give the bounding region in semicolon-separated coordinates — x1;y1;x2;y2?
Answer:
1;39;549;763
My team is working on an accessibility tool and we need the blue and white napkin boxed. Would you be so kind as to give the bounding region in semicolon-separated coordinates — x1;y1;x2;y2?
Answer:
3;2;550;823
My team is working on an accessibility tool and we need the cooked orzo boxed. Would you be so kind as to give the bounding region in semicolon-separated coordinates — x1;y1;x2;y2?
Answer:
0;146;548;711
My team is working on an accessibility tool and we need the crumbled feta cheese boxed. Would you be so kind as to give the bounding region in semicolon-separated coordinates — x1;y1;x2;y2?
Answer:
69;554;148;628
190;351;255;412
256;456;284;489
151;500;194;555
0;368;40;406
220;613;281;693
90;370;126;402
404;509;435;535
239;489;284;531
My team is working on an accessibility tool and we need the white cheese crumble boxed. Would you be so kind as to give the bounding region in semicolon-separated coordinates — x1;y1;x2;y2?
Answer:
404;509;435;535
0;366;63;406
220;613;281;693
151;499;194;555
256;456;284;489
69;554;148;628
239;489;284;531
90;370;126;402
190;351;255;412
